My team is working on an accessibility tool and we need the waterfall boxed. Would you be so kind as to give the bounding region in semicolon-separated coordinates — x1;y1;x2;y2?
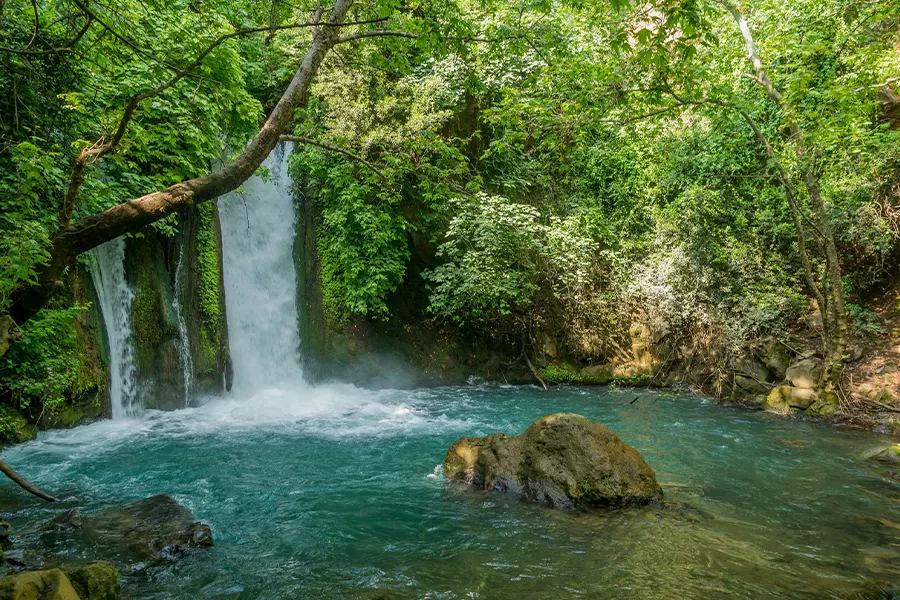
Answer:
172;240;194;402
89;238;140;418
217;142;305;393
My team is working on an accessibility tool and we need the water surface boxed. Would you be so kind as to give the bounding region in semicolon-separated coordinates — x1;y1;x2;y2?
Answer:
1;385;898;599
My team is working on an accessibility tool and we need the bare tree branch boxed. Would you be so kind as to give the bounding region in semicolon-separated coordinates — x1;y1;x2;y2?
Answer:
281;135;389;181
337;30;419;44
0;14;93;55
0;460;59;503
59;11;387;225
11;0;357;326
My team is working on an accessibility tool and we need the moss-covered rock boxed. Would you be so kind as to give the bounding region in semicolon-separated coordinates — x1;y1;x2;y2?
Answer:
62;562;119;600
0;569;80;600
872;444;900;464
0;406;36;445
444;413;663;508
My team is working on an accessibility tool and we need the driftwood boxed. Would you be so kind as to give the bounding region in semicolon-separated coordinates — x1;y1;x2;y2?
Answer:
0;460;59;502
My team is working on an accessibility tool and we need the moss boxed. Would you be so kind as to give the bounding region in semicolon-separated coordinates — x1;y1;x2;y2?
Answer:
540;363;579;384
130;264;166;374
0;405;36;444
541;362;643;386
195;203;223;374
765;386;791;411
62;562;119;600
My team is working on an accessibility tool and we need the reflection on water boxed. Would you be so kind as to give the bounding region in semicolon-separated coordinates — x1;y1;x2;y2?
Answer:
0;385;898;599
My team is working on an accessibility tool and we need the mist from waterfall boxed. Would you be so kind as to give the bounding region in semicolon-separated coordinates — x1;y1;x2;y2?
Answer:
217;142;305;393
89;238;140;418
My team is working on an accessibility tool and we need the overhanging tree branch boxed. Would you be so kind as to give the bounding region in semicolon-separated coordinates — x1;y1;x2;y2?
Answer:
280;135;389;182
10;0;356;327
337;30;420;44
0;13;93;55
60;8;384;226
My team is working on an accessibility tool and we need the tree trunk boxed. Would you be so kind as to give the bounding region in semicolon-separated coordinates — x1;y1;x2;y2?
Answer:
723;0;847;387
8;0;354;327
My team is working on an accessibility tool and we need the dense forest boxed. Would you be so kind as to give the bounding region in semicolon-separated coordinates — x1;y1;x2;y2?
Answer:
2;1;900;598
1;0;900;430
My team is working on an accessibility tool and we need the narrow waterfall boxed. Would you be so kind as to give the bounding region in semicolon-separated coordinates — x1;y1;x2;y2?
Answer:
172;241;195;402
217;142;304;392
89;238;140;418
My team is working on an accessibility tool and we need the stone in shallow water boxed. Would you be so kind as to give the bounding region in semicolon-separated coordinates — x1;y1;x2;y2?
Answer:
443;413;663;508
0;568;80;600
81;494;212;560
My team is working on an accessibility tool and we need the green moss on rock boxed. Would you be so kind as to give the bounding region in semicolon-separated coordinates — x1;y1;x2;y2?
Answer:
62;562;119;600
0;405;36;445
444;413;663;508
0;568;80;600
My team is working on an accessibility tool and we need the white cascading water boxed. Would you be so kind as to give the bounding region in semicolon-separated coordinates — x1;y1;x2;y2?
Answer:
89;238;140;418
172;241;195;402
217;142;305;393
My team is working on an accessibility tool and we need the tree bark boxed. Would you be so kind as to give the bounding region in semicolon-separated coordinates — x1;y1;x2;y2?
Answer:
9;0;354;327
722;0;847;385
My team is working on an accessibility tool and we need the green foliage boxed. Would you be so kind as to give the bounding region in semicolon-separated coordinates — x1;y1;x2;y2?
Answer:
0;305;92;412
847;303;886;339
425;194;543;323
539;363;579;384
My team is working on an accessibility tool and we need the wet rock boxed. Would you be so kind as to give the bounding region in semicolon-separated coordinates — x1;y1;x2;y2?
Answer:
785;357;823;389
579;364;615;384
1;551;25;567
62;563;119;600
872;445;900;464
444;413;663;508
766;386;791;410
767;385;828;412
734;374;768;395
0;568;80;600
42;509;82;532
82;495;212;560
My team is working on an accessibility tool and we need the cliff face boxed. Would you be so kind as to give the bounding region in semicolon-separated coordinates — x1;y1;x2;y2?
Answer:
0;203;232;444
126;203;230;410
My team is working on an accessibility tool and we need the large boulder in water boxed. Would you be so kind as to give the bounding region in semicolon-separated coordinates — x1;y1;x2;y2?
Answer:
81;495;212;560
443;413;663;508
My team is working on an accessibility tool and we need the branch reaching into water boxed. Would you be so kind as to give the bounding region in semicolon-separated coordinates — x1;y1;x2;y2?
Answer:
523;352;550;391
0;460;59;502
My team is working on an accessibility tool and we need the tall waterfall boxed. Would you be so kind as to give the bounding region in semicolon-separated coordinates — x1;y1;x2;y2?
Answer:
218;142;305;393
172;241;195;402
89;238;140;418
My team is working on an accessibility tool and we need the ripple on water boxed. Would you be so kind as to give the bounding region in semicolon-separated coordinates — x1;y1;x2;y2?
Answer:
0;385;898;599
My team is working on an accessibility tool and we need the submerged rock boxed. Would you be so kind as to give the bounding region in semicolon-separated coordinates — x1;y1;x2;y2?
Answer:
444;413;663;508
42;509;83;532
0;568;80;600
81;494;212;560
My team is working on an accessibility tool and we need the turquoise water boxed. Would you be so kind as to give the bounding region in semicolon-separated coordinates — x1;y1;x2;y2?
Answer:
1;384;898;599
